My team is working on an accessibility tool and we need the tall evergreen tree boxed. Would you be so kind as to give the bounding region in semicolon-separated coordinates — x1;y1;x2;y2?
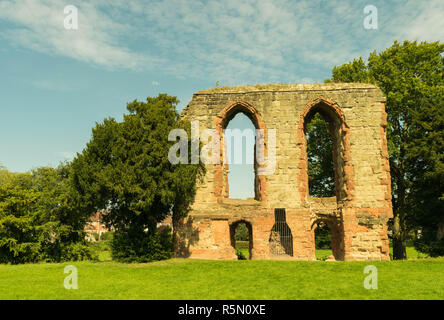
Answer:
0;164;92;264
71;94;205;262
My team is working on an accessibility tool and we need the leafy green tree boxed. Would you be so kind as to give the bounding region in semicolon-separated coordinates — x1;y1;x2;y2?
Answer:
327;40;444;259
234;223;249;241
325;57;372;84
306;113;335;197
31;165;93;262
71;94;204;262
407;87;444;257
314;222;332;250
0;164;92;264
0;172;41;263
0;165;14;185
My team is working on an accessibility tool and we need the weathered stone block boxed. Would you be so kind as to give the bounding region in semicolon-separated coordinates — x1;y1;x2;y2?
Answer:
175;83;392;261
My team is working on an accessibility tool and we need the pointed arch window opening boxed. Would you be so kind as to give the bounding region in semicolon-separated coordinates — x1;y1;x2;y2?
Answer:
301;100;351;203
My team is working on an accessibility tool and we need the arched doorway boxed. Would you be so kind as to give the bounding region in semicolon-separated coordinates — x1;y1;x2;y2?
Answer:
312;218;344;261
229;220;253;260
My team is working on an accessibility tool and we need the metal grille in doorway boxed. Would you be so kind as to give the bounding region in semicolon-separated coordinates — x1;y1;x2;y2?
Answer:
269;208;293;256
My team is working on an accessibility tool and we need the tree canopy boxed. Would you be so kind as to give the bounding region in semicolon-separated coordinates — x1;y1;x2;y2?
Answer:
71;94;205;262
327;40;444;258
306;113;335;197
0;164;92;264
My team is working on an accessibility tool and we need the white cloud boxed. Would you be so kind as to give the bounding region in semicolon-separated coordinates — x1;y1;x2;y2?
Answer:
0;0;159;70
0;0;442;83
399;1;444;42
28;79;74;92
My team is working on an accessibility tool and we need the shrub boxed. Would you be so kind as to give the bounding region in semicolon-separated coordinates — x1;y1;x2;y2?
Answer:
38;240;97;262
315;223;331;249
111;228;173;263
0;241;41;264
414;237;444;257
60;242;97;262
236;249;247;260
100;231;113;242
236;241;249;250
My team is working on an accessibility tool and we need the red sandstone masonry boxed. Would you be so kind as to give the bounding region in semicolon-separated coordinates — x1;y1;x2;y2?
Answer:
176;84;392;261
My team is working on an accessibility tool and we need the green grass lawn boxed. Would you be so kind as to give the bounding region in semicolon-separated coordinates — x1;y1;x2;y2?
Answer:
236;240;250;259
0;257;443;300
238;240;429;261
1;240;441;300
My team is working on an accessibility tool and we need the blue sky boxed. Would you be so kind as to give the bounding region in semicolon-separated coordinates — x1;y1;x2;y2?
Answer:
0;0;442;198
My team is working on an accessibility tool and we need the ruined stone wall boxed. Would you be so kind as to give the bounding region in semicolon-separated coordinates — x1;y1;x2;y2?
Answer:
175;83;392;261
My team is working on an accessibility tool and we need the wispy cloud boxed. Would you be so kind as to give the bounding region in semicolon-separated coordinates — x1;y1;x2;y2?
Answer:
398;1;444;43
0;0;159;70
0;0;442;83
28;79;74;92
